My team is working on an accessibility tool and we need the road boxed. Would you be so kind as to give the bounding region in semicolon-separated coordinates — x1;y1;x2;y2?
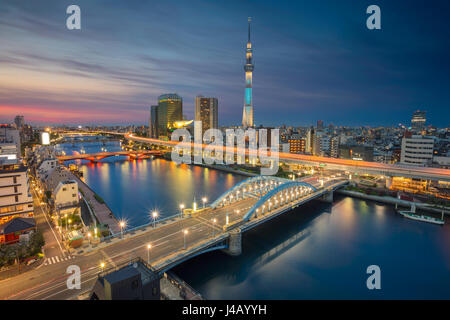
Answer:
0;177;338;300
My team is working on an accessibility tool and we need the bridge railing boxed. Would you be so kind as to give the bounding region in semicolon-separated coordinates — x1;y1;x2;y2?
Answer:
100;212;185;242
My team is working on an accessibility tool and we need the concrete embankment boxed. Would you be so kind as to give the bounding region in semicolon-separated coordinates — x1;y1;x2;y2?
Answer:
337;189;450;217
160;271;203;300
69;172;120;234
193;163;258;177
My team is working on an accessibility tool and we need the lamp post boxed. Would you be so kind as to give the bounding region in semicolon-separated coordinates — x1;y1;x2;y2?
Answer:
65;213;68;232
100;262;105;274
119;220;125;238
202;197;207;209
87;232;92;245
152;211;158;228
147;244;152;264
183;229;188;249
68;219;72;231
179;204;185;219
212;218;217;237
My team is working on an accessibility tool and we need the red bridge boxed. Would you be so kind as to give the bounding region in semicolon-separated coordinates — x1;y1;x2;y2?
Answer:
57;150;163;163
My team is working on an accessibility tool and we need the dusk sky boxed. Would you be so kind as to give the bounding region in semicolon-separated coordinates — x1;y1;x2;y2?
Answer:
0;0;449;127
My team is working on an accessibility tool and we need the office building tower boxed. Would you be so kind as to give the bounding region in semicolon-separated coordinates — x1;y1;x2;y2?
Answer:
157;94;183;139
411;110;426;132
195;96;218;138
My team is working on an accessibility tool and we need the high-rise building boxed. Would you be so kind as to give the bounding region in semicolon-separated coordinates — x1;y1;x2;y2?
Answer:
400;133;434;166
195;96;218;138
317;120;324;130
149;105;159;138
411;110;426;132
157;94;183;139
242;17;254;128
0;162;34;226
330;136;340;158
14;115;24;129
287;135;305;154
0;125;21;158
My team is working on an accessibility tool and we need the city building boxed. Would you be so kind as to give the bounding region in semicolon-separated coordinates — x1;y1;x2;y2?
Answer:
90;259;160;300
306;127;315;154
149;105;158;138
339;144;374;161
400;134;434;166
411;110;426;132
242;17;254;128
330;136;340;158
0;217;36;245
0;144;19;162
317;120;324;130
37;158;59;181
14;115;24;130
52;180;79;217
195;96;218;139
0;124;21;158
157;94;183;139
287;135;305;154
0;162;34;225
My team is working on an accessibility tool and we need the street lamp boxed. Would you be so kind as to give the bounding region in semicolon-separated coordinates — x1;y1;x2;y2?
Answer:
100;261;105;274
87;232;92;245
202;197;207;209
183;229;188;249
119;220;126;238
64;213;68;232
68;219;72;231
147;244;152;264
212;218;217;237
152;211;158;228
179;204;185;219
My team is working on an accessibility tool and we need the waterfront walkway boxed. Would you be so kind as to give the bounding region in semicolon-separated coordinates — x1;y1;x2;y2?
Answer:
69;172;120;234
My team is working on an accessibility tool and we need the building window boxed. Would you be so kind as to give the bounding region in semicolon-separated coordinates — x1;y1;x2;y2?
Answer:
15;195;19;202
13;177;17;184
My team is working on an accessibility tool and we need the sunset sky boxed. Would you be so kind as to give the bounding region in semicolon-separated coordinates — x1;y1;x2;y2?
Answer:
0;0;449;127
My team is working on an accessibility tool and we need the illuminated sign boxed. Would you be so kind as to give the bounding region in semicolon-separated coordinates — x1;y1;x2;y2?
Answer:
41;132;50;145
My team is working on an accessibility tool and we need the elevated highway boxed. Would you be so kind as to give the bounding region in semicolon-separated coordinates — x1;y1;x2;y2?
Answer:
121;132;450;182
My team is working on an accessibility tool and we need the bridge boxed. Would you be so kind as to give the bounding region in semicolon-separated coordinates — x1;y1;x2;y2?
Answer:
0;175;347;300
56;150;163;163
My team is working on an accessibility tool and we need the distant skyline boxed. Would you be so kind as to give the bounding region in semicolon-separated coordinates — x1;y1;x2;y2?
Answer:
0;0;449;127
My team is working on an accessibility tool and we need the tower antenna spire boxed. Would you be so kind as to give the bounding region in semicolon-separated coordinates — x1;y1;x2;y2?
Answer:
248;17;251;42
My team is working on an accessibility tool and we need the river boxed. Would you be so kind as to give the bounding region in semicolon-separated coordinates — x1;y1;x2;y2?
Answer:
55;139;450;299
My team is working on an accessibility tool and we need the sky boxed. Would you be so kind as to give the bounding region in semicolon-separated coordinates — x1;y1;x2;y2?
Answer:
0;0;449;127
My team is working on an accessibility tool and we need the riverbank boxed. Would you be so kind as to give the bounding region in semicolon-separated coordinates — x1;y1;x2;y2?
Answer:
337;189;450;218
194;163;258;177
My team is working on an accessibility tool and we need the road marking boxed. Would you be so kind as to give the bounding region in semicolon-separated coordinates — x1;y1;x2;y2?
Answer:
31;188;65;255
44;255;73;266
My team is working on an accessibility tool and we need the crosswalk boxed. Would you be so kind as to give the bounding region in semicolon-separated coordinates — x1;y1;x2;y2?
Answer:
44;255;74;266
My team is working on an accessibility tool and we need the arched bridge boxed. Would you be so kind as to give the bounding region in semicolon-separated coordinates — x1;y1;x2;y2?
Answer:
86;174;348;275
56;150;163;163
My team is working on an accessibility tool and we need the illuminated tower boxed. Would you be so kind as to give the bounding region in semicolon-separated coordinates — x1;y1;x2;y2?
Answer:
242;17;254;128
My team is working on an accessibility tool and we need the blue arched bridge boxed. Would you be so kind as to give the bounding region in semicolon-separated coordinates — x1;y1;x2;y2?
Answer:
82;174;349;275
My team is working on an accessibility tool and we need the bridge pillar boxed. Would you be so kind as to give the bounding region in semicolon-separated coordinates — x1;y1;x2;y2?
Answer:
319;190;333;203
222;228;242;256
